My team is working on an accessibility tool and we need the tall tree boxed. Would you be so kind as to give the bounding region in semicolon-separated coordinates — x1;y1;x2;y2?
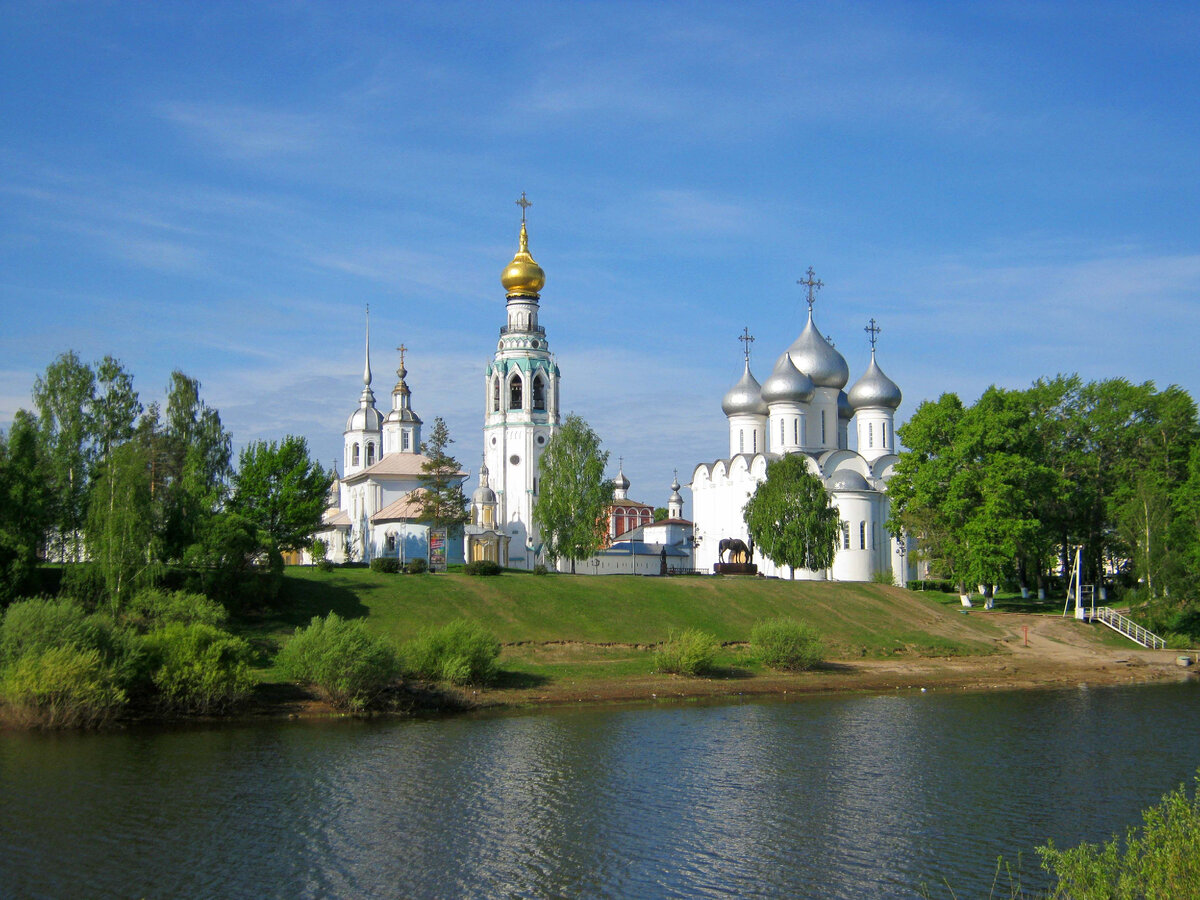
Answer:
86;441;155;612
228;436;329;571
535;414;613;573
743;454;839;578
0;411;51;604
32;351;96;561
89;355;142;468
416;417;469;530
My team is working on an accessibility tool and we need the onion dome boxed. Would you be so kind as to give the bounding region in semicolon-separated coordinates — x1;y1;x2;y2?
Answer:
722;361;769;416
345;402;383;433
669;474;683;505
761;351;815;404
613;468;631;492
847;352;903;410
385;361;423;425
838;390;853;421
787;312;849;389
829;470;871;492
501;221;545;297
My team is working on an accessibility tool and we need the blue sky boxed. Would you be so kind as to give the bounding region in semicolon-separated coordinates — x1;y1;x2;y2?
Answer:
3;1;1199;513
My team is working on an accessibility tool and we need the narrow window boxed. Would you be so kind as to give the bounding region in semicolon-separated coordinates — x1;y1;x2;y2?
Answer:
532;375;546;411
352;443;360;466
752;430;757;452
821;410;827;444
779;418;784;445
367;442;375;466
402;431;410;451
793;418;799;444
859;521;866;549
872;522;878;550
842;522;850;550
868;423;874;448
493;378;500;412
883;422;888;447
801;419;806;446
739;429;744;453
509;375;523;410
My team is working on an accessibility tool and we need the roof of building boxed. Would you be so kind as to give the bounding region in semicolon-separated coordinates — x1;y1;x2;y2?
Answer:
322;508;352;527
343;452;467;483
605;541;689;557
371;489;430;523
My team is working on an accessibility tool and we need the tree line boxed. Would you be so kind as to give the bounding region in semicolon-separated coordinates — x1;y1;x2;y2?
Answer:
0;351;330;609
888;375;1200;612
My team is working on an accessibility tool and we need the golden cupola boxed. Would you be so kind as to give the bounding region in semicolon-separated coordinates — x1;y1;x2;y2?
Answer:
500;221;545;297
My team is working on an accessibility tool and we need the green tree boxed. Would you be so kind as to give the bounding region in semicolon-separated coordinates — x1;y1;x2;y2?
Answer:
743;454;839;578
416;417;469;530
653;507;669;522
85;441;155;613
32;351;97;561
0;411;51;603
89;356;141;469
228;436;329;570
535;414;613;573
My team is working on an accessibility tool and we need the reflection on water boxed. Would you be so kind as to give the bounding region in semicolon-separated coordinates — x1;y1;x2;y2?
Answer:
2;682;1199;899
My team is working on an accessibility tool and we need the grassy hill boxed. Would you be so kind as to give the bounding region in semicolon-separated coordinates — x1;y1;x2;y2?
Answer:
241;568;1008;684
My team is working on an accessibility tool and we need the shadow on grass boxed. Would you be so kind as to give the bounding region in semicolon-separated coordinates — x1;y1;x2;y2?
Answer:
490;670;553;689
700;665;755;680
812;660;858;674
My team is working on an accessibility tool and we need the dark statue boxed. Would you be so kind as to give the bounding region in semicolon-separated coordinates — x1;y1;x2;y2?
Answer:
718;538;750;564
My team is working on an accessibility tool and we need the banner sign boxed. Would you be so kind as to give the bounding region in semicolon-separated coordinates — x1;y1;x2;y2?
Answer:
430;529;447;571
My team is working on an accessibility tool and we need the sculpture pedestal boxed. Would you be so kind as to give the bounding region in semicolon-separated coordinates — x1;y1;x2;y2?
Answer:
714;563;758;576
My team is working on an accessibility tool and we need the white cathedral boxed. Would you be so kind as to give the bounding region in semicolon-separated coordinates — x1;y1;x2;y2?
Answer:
690;271;916;584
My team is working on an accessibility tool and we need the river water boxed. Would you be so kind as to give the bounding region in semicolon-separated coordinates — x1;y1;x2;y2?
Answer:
2;681;1198;899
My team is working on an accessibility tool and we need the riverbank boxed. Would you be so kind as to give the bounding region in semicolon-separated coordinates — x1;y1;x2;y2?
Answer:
245;611;1197;721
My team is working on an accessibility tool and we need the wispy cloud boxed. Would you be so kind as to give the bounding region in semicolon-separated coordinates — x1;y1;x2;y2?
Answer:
158;102;324;159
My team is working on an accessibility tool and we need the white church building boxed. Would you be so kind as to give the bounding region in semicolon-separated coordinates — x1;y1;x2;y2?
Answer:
690;270;916;584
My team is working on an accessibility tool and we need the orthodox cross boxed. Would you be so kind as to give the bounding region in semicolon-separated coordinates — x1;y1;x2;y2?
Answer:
396;343;408;368
797;266;823;314
864;318;881;351
739;326;755;362
516;191;532;223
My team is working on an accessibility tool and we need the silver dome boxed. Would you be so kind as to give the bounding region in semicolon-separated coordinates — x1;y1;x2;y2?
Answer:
721;361;769;417
787;315;849;389
847;354;902;410
473;482;497;505
829;470;871;492
613;470;630;491
761;351;815;404
345;404;384;433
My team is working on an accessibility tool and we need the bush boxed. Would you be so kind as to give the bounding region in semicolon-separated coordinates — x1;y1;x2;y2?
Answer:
59;563;107;609
316;559;335;572
0;645;127;728
870;568;895;585
533;564;549;576
139;623;255;714
907;579;957;593
406;557;428;574
403;620;501;686
276;613;400;710
463;560;502;576
751;617;824;671
654;628;719;676
0;597;100;666
123;589;228;632
370;557;401;574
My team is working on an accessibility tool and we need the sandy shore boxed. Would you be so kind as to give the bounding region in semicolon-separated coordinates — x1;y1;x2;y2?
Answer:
250;613;1197;720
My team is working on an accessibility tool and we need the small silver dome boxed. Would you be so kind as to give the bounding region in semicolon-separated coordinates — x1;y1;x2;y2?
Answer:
829;470;871;492
761;351;815;404
473;482;497;505
788;315;849;389
345;404;384;433
721;361;769;417
847;354;902;410
837;390;853;421
613;470;630;491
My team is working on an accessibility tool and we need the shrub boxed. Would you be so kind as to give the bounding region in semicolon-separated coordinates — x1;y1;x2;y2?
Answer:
276;613;400;710
533;564;549;576
464;560;502;576
123;589;228;632
311;538;328;566
907;579;957;593
406;557;428;574
751;617;824;671
403;620;501;686
139;623;255;714
316;559;335;572
870;568;895;585
654;628;719;676
0;645;127;728
370;557;401;574
59;563;108;610
1;597;103;666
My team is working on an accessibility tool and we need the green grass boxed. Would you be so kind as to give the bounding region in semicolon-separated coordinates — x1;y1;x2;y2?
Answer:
237;568;1005;666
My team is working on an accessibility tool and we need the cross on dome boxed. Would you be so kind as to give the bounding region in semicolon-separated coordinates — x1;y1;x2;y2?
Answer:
797;266;823;315
864;318;881;352
739;326;755;362
516;191;532;223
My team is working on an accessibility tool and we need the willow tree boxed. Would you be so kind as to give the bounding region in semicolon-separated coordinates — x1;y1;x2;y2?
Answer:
535;414;613;573
743;454;839;579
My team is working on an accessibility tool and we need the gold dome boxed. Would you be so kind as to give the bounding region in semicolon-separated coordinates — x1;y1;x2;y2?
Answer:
500;221;545;296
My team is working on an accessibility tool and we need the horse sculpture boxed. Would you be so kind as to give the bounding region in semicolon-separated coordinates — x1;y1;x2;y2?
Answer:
718;537;751;564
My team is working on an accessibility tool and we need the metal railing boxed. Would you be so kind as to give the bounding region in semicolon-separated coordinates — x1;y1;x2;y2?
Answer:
1091;606;1167;649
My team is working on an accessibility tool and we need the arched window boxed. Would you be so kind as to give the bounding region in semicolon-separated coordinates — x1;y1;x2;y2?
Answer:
532;374;546;411
352;443;360;466
386;533;396;551
841;522;850;550
509;375;523;410
367;442;375;466
493;377;500;412
868;422;874;448
859;521;866;549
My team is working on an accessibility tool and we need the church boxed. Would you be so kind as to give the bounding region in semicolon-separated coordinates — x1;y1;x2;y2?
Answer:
690;271;916;583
